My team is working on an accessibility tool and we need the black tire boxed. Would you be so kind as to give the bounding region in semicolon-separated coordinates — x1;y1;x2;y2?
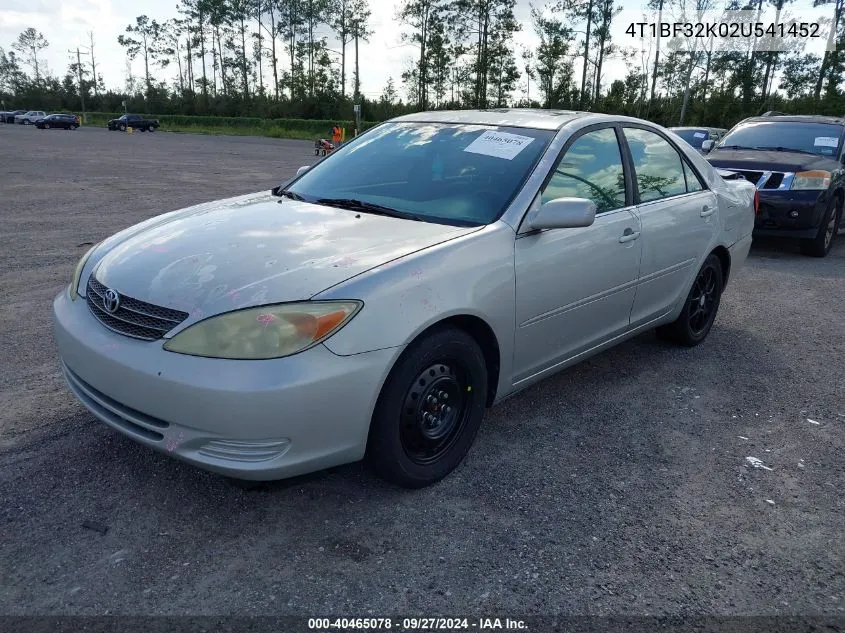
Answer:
70;124;78;130
119;123;126;131
657;253;724;347
366;327;488;488
800;197;841;257
148;125;156;132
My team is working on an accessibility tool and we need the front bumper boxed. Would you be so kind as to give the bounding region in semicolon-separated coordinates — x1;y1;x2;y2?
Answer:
52;289;399;480
753;190;827;238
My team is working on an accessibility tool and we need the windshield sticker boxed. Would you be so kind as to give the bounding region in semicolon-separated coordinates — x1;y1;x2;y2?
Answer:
463;131;535;160
693;132;706;138
814;136;839;148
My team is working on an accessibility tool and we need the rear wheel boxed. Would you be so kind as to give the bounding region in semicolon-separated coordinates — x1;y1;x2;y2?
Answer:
657;254;724;347
366;327;488;488
801;197;841;257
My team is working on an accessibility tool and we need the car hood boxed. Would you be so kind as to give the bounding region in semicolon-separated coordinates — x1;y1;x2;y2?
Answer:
706;149;840;173
92;191;481;319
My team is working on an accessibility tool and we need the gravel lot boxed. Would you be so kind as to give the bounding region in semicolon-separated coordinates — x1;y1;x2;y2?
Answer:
1;124;844;618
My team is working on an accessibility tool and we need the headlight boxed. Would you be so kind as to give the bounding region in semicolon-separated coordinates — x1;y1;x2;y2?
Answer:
163;301;362;360
791;170;831;190
69;243;100;300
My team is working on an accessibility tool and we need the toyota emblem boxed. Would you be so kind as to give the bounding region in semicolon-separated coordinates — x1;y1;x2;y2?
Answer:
103;288;121;314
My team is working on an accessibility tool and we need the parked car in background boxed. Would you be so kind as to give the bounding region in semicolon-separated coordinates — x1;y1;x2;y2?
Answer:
15;111;46;125
669;126;726;153
107;114;160;132
54;109;756;488
2;110;27;123
705;113;844;257
35;113;80;130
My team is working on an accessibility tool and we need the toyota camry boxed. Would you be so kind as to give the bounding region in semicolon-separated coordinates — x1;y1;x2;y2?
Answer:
53;109;756;488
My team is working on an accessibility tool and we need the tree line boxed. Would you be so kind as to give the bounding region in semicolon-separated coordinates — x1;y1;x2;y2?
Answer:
1;0;845;128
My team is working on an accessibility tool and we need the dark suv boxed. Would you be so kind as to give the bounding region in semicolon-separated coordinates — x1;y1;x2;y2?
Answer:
705;114;844;257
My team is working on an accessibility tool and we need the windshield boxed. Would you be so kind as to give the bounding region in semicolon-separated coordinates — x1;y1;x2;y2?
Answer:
716;121;843;156
673;129;710;148
286;122;556;226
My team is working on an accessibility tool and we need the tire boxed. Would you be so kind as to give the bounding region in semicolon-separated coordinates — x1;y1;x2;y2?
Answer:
366;326;488;488
139;127;146;132
800;197;841;257
148;125;156;132
657;253;724;347
45;123;50;129
119;123;126;131
70;124;78;130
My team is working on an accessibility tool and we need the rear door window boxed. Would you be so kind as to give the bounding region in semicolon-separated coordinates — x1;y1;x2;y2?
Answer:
623;127;688;203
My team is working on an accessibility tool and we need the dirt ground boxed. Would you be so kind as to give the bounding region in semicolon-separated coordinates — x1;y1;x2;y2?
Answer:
1;124;844;618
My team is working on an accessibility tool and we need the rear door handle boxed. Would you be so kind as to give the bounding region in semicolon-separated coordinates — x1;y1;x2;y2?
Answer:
619;229;641;243
700;205;716;217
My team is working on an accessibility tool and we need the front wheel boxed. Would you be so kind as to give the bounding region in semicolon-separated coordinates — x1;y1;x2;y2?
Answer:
801;198;841;257
657;254;724;347
366;327;488;488
119;123;126;131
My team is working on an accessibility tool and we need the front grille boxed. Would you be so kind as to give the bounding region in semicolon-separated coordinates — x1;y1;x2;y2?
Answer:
763;172;784;189
734;170;787;189
86;276;189;341
735;170;765;186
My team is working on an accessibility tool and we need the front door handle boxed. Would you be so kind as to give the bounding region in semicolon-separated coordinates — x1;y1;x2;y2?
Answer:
700;205;716;217
619;228;641;243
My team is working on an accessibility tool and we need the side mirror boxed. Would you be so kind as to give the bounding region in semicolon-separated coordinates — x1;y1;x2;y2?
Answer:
296;165;311;176
530;197;597;230
701;139;715;154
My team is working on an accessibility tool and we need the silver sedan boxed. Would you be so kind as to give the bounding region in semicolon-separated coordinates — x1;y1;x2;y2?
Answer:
53;109;757;488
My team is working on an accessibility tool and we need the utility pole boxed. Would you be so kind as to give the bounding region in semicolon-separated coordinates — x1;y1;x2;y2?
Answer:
88;32;98;97
69;47;89;124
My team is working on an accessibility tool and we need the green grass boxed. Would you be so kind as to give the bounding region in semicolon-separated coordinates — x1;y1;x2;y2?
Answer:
81;112;377;140
163;124;326;141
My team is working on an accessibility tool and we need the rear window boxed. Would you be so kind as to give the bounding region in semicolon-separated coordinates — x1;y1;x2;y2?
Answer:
672;129;710;149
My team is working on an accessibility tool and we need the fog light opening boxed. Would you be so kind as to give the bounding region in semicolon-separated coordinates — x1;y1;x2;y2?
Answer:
788;210;800;219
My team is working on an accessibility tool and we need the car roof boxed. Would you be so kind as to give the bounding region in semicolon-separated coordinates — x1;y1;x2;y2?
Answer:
741;114;845;126
390;108;591;130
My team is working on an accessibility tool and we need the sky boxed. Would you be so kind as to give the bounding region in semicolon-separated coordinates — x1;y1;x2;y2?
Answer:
0;0;836;103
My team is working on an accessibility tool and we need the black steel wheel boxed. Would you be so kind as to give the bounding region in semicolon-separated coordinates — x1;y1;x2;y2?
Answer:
367;326;488;488
657;253;723;347
399;362;470;465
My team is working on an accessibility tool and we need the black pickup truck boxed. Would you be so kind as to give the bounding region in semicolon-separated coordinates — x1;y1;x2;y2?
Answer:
107;114;160;132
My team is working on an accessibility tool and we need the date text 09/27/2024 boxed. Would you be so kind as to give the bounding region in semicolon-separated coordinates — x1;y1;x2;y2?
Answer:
307;617;528;630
